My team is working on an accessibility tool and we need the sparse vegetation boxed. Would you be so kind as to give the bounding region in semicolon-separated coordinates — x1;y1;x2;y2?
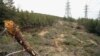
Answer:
0;0;100;56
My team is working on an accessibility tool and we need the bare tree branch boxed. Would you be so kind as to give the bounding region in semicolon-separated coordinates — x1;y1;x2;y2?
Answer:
0;28;7;36
6;49;25;56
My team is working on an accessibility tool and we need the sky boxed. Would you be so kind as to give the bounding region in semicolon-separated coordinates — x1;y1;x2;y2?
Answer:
13;0;100;18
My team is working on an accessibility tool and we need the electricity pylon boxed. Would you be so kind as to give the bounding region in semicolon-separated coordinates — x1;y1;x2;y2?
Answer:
97;10;100;19
84;4;88;18
64;0;71;18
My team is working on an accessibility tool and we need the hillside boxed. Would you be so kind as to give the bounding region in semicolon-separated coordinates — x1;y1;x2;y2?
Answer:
0;19;100;56
1;0;100;56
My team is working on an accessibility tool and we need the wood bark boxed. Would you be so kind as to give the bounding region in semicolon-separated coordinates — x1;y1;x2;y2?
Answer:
4;20;38;56
14;28;38;56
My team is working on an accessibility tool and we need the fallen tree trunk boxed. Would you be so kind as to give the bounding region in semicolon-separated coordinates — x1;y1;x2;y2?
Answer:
4;20;38;56
14;28;38;56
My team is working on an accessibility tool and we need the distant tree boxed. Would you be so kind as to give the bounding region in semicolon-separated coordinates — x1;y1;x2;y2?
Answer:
3;0;14;8
95;20;100;34
0;0;6;26
0;0;16;27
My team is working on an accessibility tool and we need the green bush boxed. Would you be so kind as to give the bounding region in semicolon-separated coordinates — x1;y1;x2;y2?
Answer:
95;21;100;34
77;18;100;35
63;17;75;22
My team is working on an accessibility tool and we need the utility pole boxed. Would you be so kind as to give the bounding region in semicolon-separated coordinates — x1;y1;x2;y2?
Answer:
84;4;88;18
64;0;71;18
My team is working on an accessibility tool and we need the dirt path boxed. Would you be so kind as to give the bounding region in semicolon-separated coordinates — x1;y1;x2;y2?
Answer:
38;30;48;37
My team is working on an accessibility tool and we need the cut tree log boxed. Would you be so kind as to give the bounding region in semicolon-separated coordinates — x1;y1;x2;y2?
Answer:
4;20;38;56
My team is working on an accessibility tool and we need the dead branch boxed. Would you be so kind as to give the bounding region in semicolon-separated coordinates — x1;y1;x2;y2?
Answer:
0;28;7;36
6;49;25;56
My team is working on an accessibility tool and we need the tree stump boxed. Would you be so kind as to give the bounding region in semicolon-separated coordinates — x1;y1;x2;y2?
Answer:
4;20;38;56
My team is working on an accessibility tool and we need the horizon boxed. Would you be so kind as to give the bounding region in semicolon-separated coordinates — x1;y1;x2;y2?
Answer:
13;0;100;19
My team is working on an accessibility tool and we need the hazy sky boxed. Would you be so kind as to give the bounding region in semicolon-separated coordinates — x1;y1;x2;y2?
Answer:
13;0;100;18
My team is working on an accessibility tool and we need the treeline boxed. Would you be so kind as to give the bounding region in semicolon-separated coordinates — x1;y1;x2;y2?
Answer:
2;0;100;36
77;18;100;35
0;0;59;29
15;10;59;28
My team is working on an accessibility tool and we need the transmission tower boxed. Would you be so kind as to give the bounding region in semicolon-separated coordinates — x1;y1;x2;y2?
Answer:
97;10;100;19
64;0;71;18
84;4;88;18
